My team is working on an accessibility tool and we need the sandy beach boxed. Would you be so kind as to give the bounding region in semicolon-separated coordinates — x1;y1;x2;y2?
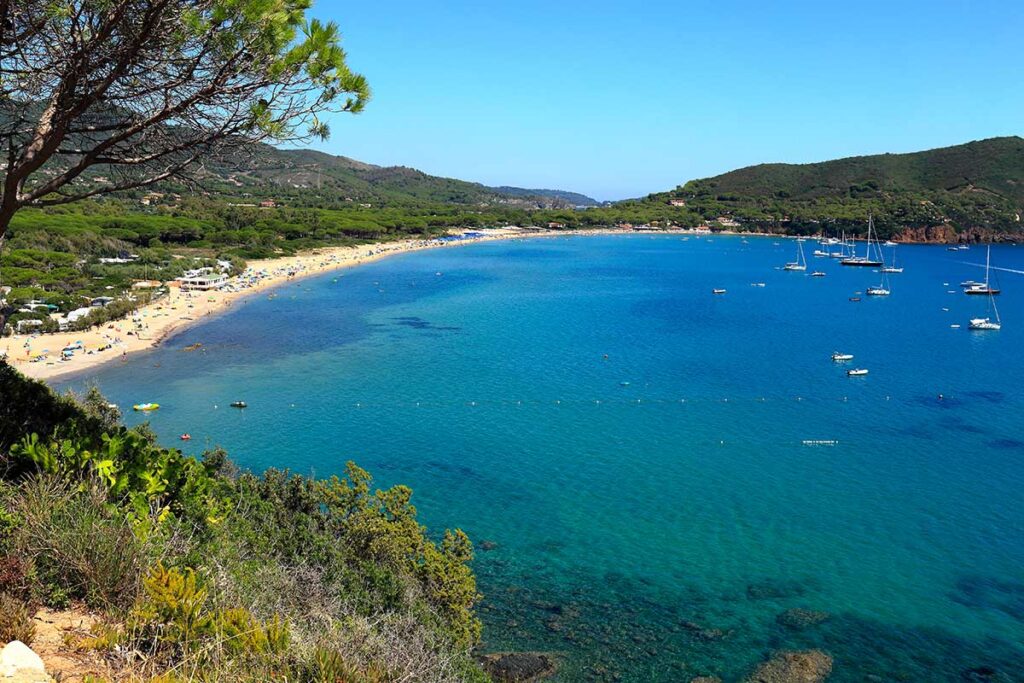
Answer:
4;227;640;383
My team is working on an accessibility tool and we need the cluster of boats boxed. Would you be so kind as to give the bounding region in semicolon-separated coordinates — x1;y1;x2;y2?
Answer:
782;216;1005;331
786;216;899;295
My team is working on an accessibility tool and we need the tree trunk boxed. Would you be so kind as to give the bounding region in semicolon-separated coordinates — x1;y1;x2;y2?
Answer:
0;231;9;341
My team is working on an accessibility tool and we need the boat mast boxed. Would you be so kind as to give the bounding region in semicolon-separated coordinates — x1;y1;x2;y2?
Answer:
985;244;991;286
865;215;872;260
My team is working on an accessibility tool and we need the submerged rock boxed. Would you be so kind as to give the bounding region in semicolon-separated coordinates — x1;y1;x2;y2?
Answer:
776;608;830;630
680;620;727;640
690;677;723;683
746;579;807;601
961;665;1012;682
743;650;832;683
479;652;558;682
479;540;499;551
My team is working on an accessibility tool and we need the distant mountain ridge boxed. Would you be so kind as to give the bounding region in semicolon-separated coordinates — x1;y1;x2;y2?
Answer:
194;146;600;208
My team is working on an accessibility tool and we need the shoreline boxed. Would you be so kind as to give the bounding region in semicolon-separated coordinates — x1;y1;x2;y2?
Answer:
2;227;975;383
4;227;629;382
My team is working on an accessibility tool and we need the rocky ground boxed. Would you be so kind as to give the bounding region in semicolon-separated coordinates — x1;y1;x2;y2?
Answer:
1;608;111;683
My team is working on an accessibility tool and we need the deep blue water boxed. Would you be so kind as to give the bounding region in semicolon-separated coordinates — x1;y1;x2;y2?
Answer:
58;235;1024;682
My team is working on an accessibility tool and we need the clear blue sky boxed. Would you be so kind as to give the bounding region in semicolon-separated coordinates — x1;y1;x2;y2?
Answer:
308;0;1023;201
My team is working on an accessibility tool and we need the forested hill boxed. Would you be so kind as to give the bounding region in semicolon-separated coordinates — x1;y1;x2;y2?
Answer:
190;145;600;208
647;137;1024;239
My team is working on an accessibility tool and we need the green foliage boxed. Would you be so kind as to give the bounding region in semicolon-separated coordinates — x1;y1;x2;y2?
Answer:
649;136;1024;236
4;477;145;610
0;366;485;680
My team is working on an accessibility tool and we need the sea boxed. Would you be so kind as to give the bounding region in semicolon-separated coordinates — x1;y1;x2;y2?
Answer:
57;234;1024;682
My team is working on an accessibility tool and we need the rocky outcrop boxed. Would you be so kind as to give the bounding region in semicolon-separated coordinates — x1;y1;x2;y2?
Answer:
0;641;53;682
743;650;832;683
776;608;830;630
895;224;1019;244
479;652;557;682
895;224;960;243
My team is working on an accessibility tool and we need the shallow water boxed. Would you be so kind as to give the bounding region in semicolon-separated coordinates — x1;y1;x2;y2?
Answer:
59;235;1024;681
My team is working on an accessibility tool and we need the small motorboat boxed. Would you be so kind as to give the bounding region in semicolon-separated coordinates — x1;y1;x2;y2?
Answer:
230;401;248;409
847;368;869;376
751;282;766;287
832;353;854;362
866;286;890;296
133;403;159;412
712;288;727;295
811;271;826;277
180;433;192;441
849;296;861;302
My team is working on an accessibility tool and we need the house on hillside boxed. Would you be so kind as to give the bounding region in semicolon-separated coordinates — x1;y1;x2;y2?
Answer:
668;198;687;207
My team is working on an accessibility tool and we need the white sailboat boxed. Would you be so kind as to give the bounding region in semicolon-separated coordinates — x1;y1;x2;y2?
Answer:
865;229;891;295
968;245;1002;330
881;244;904;273
784;239;807;271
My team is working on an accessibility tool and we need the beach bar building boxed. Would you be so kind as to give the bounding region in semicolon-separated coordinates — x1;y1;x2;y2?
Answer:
177;273;227;291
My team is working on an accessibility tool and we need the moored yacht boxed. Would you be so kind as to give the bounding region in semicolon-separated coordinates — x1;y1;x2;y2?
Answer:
841;216;884;267
784;239;807;271
968;245;1003;330
964;245;1000;295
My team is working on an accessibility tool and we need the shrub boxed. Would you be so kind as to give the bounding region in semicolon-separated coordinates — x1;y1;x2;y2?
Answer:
0;592;36;645
0;554;30;599
8;476;145;610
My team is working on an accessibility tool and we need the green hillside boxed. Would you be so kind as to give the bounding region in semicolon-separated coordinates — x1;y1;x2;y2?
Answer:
188;146;600;208
692;137;1024;202
651;137;1024;239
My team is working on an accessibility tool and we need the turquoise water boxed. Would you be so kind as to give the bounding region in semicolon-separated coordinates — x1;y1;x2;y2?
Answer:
59;235;1024;681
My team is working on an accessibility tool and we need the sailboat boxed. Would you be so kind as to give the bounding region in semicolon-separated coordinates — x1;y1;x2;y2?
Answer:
881;244;904;273
812;234;830;257
841;216;884;267
969;297;1002;330
830;230;850;258
964;245;1000;295
866;281;890;296
784;239;807;271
